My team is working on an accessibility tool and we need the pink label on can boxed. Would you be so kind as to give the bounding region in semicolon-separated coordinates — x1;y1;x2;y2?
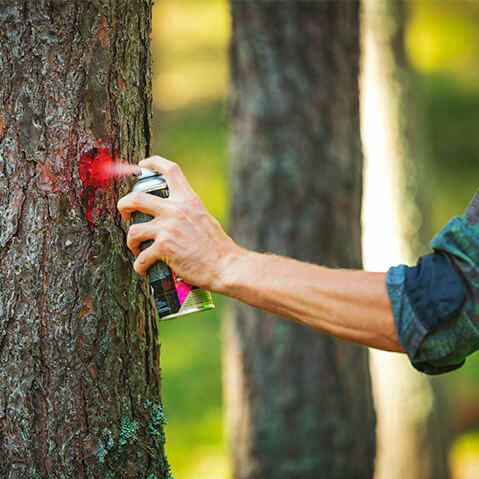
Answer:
173;274;193;306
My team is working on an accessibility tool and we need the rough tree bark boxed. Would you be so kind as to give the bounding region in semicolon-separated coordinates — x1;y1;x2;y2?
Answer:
225;2;376;478
360;1;449;478
0;2;171;478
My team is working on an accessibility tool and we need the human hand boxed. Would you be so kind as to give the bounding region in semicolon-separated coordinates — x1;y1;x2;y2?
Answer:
117;156;241;292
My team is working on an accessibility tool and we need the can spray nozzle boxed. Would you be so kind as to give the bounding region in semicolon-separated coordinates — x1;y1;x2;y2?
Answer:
137;167;161;180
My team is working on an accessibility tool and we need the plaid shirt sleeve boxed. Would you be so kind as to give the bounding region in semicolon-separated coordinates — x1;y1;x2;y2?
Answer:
386;190;479;375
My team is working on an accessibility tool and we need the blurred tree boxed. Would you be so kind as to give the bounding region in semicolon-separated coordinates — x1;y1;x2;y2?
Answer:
361;1;449;478
0;2;171;478
225;2;375;478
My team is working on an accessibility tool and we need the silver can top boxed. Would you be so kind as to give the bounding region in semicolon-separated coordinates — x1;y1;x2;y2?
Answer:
138;167;160;180
132;167;167;194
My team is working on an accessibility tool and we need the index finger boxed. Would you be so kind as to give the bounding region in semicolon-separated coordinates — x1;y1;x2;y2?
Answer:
117;191;170;221
139;156;193;196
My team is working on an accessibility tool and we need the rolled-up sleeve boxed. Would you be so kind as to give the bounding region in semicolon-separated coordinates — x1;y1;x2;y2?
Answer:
386;189;479;375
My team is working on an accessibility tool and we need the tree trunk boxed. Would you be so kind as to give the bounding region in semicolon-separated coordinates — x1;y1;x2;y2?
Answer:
360;1;450;478
225;2;376;478
0;2;171;478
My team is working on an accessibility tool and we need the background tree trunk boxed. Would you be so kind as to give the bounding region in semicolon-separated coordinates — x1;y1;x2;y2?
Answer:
225;2;376;478
0;2;171;478
360;1;450;478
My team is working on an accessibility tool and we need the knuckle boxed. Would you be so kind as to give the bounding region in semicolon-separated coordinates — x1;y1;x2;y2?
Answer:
128;224;140;238
166;161;181;175
174;205;187;220
153;237;166;255
161;221;174;238
127;235;138;251
118;196;130;213
131;191;144;205
133;261;144;275
163;242;174;257
151;216;163;228
188;193;203;209
123;192;138;209
155;234;173;256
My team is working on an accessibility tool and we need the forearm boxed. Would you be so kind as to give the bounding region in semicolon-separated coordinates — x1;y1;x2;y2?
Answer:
216;249;403;353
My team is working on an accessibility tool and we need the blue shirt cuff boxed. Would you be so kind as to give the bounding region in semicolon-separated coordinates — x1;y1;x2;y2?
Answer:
386;265;428;359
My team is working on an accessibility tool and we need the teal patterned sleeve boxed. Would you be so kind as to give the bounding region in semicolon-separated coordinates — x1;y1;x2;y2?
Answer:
387;190;479;375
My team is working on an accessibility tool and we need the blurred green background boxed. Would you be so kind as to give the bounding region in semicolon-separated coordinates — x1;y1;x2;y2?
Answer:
150;1;479;478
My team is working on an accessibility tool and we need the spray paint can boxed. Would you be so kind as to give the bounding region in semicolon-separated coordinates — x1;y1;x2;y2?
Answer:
131;168;215;320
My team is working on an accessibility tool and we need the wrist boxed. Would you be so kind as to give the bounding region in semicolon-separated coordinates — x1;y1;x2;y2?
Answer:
211;245;252;296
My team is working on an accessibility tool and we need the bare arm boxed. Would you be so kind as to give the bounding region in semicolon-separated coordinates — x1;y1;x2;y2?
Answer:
117;156;403;353
217;250;402;352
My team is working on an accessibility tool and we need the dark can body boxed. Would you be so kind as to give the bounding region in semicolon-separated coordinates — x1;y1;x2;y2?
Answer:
131;168;215;320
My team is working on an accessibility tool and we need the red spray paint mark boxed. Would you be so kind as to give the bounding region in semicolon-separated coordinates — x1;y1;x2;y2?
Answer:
79;148;141;228
79;148;114;228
